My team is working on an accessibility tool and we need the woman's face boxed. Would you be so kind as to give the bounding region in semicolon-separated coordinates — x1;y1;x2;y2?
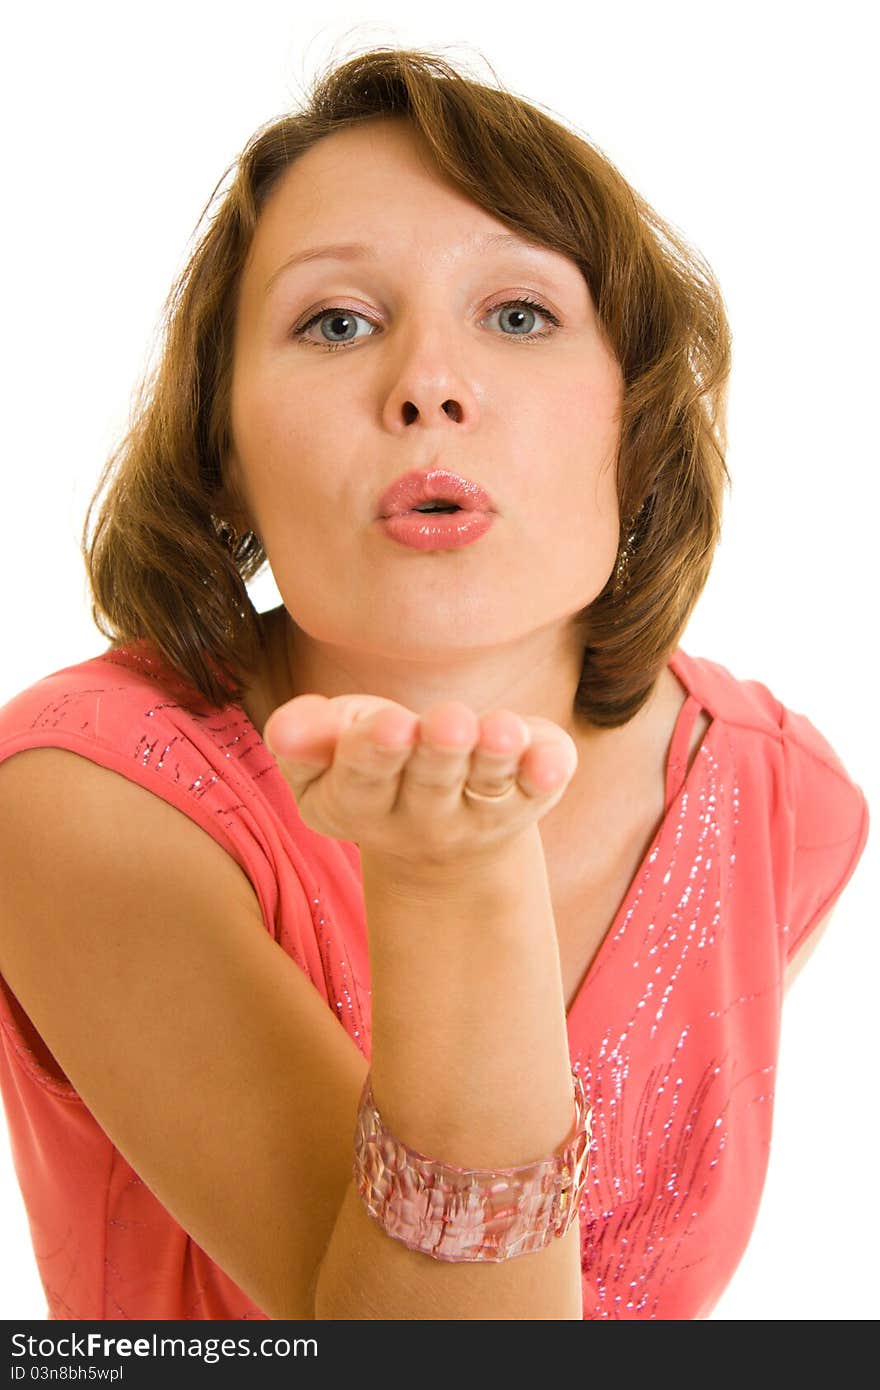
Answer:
226;116;624;674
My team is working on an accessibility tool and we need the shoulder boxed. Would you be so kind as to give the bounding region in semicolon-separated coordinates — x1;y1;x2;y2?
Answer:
673;648;870;973
0;640;267;782
670;647;787;738
675;643;868;812
0;642;284;910
672;648;866;800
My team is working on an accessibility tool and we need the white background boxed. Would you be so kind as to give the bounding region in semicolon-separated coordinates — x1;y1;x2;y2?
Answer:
1;0;876;1321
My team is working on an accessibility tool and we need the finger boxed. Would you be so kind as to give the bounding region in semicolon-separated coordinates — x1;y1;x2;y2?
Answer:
517;737;579;795
265;693;398;762
262;698;339;808
396;702;481;813
463;709;532;798
321;703;420;825
465;712;577;800
263;694;331;760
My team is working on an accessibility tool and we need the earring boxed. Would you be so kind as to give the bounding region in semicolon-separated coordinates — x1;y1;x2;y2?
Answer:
215;515;264;555
613;515;637;595
214;516;244;553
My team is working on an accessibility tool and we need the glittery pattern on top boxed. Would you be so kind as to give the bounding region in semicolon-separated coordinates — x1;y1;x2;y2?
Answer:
0;640;869;1319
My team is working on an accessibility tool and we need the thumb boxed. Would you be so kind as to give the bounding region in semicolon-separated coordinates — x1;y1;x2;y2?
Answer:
263;694;330;761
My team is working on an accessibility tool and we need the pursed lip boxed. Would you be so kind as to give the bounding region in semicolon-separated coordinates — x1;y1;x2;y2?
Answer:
375;468;496;520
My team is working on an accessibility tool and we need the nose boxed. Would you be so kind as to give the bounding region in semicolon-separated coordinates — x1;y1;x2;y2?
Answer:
401;398;463;425
380;316;480;436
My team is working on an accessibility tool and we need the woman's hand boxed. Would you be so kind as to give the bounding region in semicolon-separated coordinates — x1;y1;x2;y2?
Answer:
262;694;578;871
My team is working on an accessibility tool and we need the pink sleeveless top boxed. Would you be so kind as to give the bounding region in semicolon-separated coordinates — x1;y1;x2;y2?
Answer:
0;641;869;1320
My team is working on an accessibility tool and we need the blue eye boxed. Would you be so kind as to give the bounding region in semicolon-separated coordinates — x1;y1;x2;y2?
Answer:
291;296;560;352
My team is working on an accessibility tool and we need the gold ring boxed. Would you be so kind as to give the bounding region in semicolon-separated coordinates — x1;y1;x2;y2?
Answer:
462;781;518;803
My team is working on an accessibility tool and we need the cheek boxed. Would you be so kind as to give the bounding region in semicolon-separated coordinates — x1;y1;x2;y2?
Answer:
232;379;332;517
244;380;305;455
538;380;621;511
232;347;311;447
532;383;621;584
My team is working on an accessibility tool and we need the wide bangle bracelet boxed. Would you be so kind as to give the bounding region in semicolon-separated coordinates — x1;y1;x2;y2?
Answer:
352;1067;592;1262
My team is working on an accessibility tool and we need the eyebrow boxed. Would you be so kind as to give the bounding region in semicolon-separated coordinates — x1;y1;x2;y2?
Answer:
262;231;559;297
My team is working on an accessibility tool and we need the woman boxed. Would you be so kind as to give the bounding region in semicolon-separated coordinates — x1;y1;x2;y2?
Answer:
0;47;869;1320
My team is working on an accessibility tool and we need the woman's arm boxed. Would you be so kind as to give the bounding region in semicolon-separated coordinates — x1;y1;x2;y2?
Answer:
312;826;582;1320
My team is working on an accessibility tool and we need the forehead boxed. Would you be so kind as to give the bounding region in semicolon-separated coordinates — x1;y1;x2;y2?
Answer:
260;116;464;220
245;117;583;295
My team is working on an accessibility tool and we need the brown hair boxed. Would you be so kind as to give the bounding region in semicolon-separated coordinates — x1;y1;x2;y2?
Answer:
81;45;732;727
